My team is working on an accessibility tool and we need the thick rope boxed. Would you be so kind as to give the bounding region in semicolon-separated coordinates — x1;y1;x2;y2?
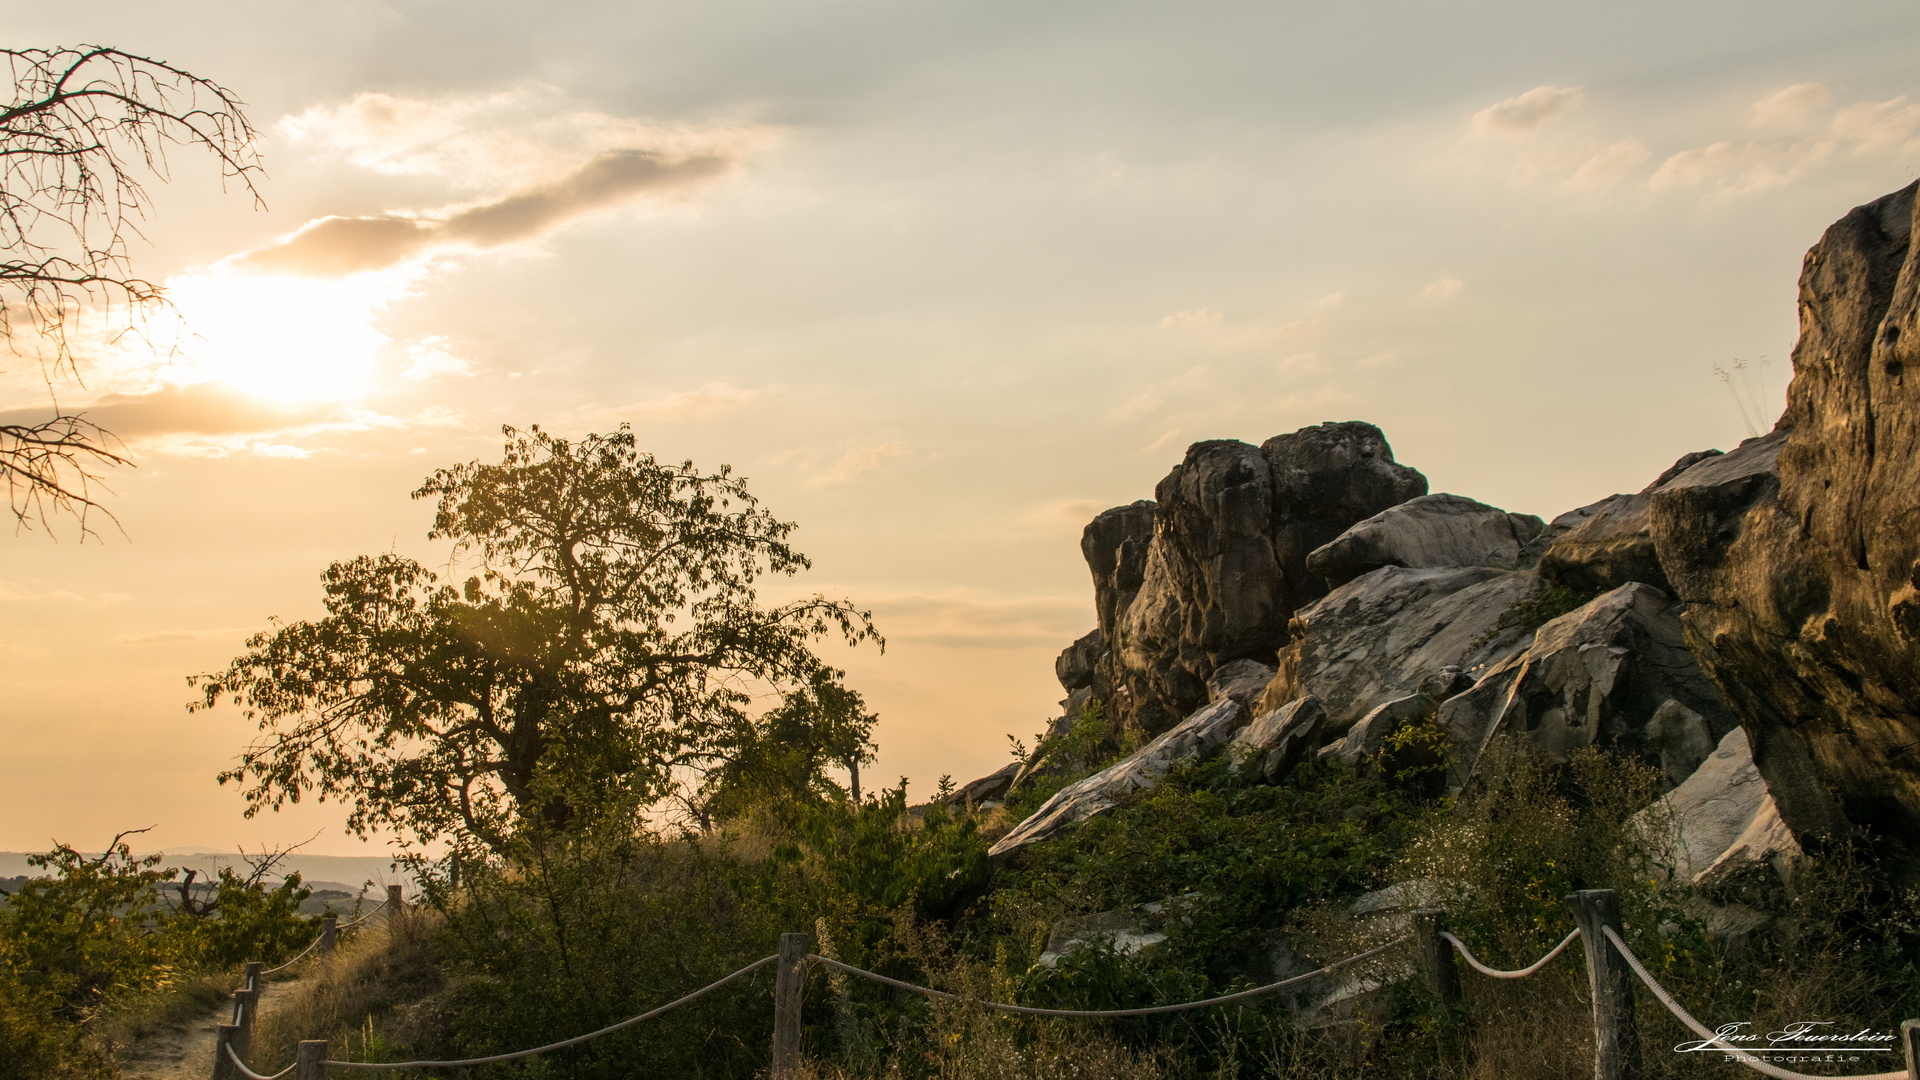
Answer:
258;931;325;976
1602;926;1908;1080
225;1042;295;1080
330;899;388;930
320;954;779;1070
1439;928;1581;979
808;935;1410;1018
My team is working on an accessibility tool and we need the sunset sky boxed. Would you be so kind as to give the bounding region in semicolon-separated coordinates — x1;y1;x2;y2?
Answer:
4;1;1919;856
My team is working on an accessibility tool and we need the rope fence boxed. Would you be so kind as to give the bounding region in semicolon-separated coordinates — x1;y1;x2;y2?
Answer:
209;888;1920;1080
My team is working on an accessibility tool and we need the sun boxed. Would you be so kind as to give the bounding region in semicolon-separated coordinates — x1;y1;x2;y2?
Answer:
161;266;414;405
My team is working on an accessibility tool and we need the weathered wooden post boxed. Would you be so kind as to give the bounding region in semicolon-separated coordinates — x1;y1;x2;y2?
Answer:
1411;908;1462;1018
771;931;809;1079
1902;1019;1918;1080
211;1023;240;1080
231;986;258;1058
296;1039;327;1080
319;915;338;957
243;961;263;991
1566;890;1639;1080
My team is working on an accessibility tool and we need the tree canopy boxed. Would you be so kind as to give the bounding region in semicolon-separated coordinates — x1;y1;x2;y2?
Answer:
192;425;883;852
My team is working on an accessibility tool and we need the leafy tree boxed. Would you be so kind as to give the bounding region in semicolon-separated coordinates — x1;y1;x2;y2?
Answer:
0;830;176;1015
193;424;883;852
697;667;879;824
0;47;262;536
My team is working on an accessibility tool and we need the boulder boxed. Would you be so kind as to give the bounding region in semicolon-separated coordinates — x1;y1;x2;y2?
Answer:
1442;583;1741;792
1208;658;1279;706
1055;628;1104;692
1033;896;1197;968
1226;694;1335;780
1632;728;1802;889
943;761;1022;808
1291;566;1545;735
1104;424;1427;735
1538;450;1724;594
989;699;1248;857
1646;184;1920;870
1325;693;1438;769
1305;493;1546;589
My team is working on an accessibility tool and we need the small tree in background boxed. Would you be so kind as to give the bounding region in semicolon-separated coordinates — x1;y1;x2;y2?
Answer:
194;424;883;854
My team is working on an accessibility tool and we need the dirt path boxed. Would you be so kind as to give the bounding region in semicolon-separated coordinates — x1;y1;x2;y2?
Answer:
117;976;293;1080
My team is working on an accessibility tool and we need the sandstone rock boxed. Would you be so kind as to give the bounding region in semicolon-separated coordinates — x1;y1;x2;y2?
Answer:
1055;628;1103;692
1226;694;1334;780
1538;451;1725;595
1646;184;1920;868
1329;693;1438;769
1643;698;1716;790
1104;424;1427;735
1082;502;1157;638
1632;728;1802;888
1034;897;1198;968
943;761;1022;808
1306;493;1546;589
1291;566;1545;736
989;699;1248;857
1208;658;1279;706
1442;583;1741;792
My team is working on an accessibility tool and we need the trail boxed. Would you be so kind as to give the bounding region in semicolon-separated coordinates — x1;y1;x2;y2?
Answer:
116;976;292;1080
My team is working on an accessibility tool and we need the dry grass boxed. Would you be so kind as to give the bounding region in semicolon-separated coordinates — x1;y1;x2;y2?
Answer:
246;908;448;1071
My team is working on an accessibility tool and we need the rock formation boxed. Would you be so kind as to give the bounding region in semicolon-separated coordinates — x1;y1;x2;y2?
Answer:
1652;180;1920;865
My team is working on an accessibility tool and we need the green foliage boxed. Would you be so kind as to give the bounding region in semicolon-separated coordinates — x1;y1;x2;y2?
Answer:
0;837;177;1015
177;869;316;969
700;668;879;823
192;424;883;852
788;786;991;922
0;972;109;1080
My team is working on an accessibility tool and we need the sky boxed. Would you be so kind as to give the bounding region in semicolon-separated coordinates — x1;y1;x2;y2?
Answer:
3;0;1919;856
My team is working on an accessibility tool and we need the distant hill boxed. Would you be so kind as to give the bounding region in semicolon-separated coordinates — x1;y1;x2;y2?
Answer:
0;851;422;897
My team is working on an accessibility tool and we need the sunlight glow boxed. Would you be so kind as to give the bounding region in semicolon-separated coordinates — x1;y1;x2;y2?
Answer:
161;267;417;405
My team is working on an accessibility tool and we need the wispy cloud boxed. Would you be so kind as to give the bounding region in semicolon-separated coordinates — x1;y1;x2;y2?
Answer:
1419;276;1464;302
1474;85;1585;135
805;440;911;489
1459;82;1920;199
861;591;1090;650
1110;364;1209;420
1159;308;1225;330
0;580;131;606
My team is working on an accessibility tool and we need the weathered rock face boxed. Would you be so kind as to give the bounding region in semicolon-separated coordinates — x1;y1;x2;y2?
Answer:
1536;450;1724;595
1291;566;1544;735
1055;628;1104;693
989;699;1248;858
1227;694;1335;780
1306;493;1547;589
1207;658;1279;706
1648;180;1920;864
1632;728;1802;890
1092;424;1426;734
1264;422;1431;618
1441;583;1741;791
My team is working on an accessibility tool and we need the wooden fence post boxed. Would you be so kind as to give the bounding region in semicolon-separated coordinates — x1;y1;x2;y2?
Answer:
320;915;338;956
296;1039;327;1080
1411;908;1461;1018
1902;1020;1918;1080
211;1024;239;1080
1566;890;1639;1080
231;987;257;1057
244;961;263;991
772;931;809;1079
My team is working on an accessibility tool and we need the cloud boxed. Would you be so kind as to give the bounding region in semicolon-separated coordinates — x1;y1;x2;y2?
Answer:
236;150;730;277
277;87;767;190
1110;364;1209;419
0;580;130;606
401;337;470;381
580;382;762;424
1752;83;1835;131
863;592;1090;650
805;440;911;488
1017;498;1107;535
1564;138;1652;191
1474;85;1585;134
115;627;259;647
1160;308;1225;329
1420;276;1464;302
0;384;309;438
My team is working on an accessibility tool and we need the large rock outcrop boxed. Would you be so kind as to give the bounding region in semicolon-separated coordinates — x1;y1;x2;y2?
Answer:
1441;582;1742;791
1306;493;1546;589
989;699;1249;858
1652;180;1920;864
1537;450;1723;594
1093;423;1425;733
